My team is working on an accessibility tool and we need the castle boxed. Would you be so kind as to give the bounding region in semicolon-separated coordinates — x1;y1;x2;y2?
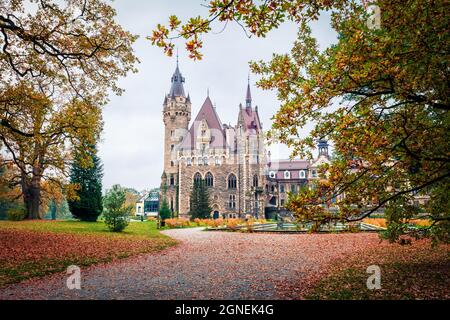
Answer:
160;62;331;219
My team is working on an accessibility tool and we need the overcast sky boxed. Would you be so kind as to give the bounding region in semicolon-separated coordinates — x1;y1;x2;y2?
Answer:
99;1;337;191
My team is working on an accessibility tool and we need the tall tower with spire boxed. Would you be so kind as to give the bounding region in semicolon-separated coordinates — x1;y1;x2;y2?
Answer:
245;75;252;109
161;60;191;213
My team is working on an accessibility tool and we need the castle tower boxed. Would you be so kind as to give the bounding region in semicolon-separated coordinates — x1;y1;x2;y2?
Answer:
237;78;266;218
161;60;191;213
317;139;329;159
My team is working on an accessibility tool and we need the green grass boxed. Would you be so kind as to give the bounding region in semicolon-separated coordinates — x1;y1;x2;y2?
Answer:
0;219;166;238
0;220;177;286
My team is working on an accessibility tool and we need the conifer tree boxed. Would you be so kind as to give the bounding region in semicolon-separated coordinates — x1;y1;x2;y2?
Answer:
68;145;103;221
189;180;211;219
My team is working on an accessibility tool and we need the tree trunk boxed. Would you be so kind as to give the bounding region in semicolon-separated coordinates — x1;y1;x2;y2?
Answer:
22;171;42;220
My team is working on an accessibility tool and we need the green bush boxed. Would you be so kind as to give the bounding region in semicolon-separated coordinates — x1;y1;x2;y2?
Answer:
103;209;129;232
103;184;131;232
7;206;26;221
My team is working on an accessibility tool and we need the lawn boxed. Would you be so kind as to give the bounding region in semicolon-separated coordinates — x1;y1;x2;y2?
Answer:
0;220;177;287
305;239;450;300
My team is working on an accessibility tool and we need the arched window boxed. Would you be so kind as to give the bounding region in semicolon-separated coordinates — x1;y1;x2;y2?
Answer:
253;174;258;187
284;171;290;179
299;170;306;179
193;172;202;185
228;174;237;189
205;172;214;187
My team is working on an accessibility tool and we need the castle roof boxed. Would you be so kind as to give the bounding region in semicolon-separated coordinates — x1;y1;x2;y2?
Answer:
169;64;185;97
239;106;262;133
180;96;226;149
268;160;309;170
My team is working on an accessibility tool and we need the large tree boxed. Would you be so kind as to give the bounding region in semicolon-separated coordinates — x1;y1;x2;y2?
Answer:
152;0;449;243
68;144;103;221
0;0;138;218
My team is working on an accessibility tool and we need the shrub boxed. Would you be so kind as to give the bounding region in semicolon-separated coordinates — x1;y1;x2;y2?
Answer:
165;218;191;228
226;218;241;231
103;210;129;232
103;184;131;232
7;205;26;221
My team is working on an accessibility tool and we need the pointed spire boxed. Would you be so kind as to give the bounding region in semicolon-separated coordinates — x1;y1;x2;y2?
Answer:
246;74;252;109
169;58;186;98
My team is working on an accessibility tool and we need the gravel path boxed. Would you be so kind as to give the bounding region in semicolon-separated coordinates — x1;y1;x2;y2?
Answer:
0;228;380;300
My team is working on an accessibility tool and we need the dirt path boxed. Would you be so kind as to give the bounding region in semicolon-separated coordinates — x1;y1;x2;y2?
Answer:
0;228;380;300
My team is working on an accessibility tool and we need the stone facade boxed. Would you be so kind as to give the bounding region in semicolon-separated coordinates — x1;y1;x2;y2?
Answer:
160;63;335;219
161;63;266;219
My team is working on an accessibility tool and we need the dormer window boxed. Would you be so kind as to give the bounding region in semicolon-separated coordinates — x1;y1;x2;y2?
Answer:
284;171;290;179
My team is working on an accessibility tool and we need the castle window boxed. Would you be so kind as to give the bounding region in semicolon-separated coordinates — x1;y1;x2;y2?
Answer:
269;171;276;179
215;157;220;166
205;172;214;187
198;157;203;166
299;170;306;179
171;144;174;151
229;195;236;209
253;174;258;187
228;174;237;189
170;130;174;137
193;172;202;185
284;171;290;179
187;158;192;166
170;161;174;167
204;157;208;166
170;174;175;186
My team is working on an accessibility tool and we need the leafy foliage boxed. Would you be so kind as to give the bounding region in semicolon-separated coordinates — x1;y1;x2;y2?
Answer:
68;145;103;222
0;0;138;219
153;0;449;243
6;204;26;221
103;185;131;232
